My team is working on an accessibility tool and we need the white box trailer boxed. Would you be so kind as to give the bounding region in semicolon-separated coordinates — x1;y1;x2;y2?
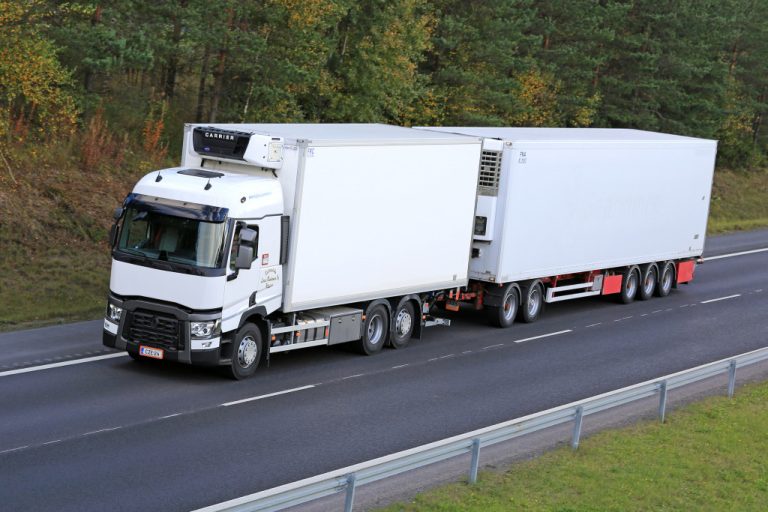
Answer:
421;127;716;282
419;127;716;325
179;123;483;312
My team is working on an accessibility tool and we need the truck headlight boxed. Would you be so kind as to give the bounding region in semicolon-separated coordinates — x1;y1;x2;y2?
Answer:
191;320;220;339
107;304;123;322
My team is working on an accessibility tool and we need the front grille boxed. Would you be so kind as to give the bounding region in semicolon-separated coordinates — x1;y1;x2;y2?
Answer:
127;310;181;350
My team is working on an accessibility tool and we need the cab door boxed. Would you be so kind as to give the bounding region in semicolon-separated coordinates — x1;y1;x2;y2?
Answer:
221;217;283;333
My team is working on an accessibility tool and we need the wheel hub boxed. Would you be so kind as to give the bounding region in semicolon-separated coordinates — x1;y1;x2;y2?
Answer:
238;335;258;368
367;315;383;345
396;309;413;336
527;289;541;316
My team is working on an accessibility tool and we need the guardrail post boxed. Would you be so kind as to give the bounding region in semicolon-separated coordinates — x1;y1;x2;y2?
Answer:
469;438;481;484
571;406;584;450
344;474;356;512
658;381;668;423
727;360;737;398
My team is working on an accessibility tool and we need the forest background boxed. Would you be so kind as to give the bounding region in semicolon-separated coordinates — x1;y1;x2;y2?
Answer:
1;0;767;327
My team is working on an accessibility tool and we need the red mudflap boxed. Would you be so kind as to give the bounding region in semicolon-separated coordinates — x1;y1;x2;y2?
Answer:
677;260;696;284
602;274;623;295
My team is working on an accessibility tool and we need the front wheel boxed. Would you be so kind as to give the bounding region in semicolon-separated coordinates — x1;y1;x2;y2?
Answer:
227;323;262;380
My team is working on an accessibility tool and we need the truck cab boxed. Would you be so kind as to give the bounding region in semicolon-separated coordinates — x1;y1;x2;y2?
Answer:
104;127;287;377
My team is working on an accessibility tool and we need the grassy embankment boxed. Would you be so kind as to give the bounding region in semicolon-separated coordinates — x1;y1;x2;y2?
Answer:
380;380;768;511
0;144;766;331
0;141;167;331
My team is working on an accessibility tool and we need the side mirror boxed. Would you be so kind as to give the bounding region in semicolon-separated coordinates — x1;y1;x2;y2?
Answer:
235;227;258;270
113;207;124;221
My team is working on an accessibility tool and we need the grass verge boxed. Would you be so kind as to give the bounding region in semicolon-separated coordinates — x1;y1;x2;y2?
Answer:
380;380;768;511
709;168;768;234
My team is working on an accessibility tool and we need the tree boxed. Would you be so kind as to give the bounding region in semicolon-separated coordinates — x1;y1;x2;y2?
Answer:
596;0;728;138
322;0;433;124
0;1;78;140
425;0;540;126
717;0;768;167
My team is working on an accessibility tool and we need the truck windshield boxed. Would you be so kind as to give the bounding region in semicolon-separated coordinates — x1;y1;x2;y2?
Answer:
117;207;228;269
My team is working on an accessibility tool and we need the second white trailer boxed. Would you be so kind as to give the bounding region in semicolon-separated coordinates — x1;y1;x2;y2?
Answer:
422;127;716;279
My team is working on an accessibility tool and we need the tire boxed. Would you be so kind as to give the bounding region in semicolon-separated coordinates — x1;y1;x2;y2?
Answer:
638;264;657;301
227;323;262;380
488;284;519;328
655;261;675;297
390;300;416;349
518;281;544;323
357;304;388;355
619;266;640;304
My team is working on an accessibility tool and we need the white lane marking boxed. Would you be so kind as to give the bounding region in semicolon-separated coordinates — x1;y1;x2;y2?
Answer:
0;352;128;378
585;322;602;328
462;350;473;354
652;310;663;314
513;330;573;344
680;304;689;308
160;413;182;419
482;344;504;350
705;247;768;261
0;445;29;455
614;316;633;323
641;314;649;317
221;385;315;407
391;364;409;369
42;439;62;446
83;427;122;436
701;294;741;304
439;354;455;359
756;289;763;293
428;357;440;362
342;374;364;380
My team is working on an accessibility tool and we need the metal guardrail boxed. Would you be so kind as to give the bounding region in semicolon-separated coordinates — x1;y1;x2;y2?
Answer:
195;346;768;512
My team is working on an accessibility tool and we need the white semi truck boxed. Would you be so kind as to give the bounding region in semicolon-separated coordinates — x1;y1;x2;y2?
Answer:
103;124;717;378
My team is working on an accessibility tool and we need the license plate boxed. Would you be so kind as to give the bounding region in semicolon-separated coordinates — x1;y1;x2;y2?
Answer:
139;346;164;360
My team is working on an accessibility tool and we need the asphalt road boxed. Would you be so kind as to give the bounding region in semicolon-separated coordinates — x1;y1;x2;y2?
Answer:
0;229;766;511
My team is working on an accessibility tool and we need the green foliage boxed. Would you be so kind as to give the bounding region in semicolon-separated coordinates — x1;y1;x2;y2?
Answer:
1;0;768;161
0;1;78;140
596;0;728;137
426;0;540;126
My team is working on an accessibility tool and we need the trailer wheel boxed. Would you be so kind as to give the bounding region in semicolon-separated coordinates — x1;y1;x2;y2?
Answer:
488;284;519;328
638;264;657;301
619;266;640;304
656;262;675;297
390;301;416;349
358;304;388;355
519;281;544;323
227;323;262;380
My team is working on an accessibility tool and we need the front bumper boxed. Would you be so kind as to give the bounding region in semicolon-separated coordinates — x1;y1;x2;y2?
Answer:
103;294;224;366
